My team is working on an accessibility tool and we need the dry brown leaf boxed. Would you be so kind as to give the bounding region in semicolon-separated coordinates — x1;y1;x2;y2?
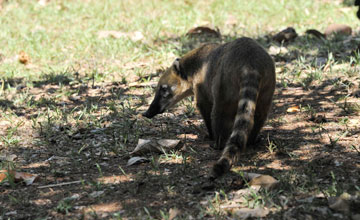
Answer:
287;106;300;113
14;171;39;185
0;169;13;183
18;51;30;64
241;172;279;190
248;175;279;190
0;170;39;185
168;208;180;220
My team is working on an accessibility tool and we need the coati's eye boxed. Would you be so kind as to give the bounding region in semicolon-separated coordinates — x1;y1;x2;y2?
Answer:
160;85;170;98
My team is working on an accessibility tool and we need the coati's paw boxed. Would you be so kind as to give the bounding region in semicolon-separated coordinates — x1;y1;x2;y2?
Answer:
210;158;231;180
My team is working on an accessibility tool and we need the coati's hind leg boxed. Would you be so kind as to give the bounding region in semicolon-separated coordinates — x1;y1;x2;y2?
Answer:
196;87;214;139
212;69;260;178
211;102;237;150
248;83;275;145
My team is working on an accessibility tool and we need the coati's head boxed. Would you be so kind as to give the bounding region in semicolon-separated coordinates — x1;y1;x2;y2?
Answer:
143;58;193;118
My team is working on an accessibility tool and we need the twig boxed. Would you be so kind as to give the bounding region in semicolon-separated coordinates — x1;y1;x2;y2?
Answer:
220;204;245;209
38;180;82;189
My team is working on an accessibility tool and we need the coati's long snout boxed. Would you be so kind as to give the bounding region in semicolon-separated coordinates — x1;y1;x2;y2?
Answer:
142;93;165;118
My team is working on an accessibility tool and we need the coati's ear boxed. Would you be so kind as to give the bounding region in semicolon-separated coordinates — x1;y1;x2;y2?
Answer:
172;58;187;79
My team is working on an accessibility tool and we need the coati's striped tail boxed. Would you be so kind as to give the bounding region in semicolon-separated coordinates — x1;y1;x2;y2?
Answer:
212;68;260;178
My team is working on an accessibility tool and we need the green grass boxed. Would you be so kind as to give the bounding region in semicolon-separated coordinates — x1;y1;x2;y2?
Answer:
1;0;358;81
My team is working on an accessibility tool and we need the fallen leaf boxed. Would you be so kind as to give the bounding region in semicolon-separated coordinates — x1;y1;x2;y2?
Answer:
0;169;13;183
130;139;154;155
242;172;278;190
126;156;149;166
18;51;30;64
0;170;39;185
287;106;300;113
14;171;39;185
242;172;262;180
233;207;270;219
130;139;181;155
157;139;180;149
168;208;180;220
248;175;279;190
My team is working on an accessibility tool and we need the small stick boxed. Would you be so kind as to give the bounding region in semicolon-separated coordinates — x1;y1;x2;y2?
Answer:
38;180;82;189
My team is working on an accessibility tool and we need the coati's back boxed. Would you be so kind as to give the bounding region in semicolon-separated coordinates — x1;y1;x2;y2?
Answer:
143;37;276;178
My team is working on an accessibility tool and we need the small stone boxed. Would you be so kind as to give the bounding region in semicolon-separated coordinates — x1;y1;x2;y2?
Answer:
328;196;350;212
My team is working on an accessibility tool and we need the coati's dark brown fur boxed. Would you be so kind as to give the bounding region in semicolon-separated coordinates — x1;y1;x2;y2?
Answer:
143;37;276;178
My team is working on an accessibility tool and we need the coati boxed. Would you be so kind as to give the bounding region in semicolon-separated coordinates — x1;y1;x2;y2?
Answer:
143;37;276;178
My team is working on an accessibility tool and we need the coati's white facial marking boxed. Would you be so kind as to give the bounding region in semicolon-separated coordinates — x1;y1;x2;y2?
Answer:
173;58;180;72
171;85;177;92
